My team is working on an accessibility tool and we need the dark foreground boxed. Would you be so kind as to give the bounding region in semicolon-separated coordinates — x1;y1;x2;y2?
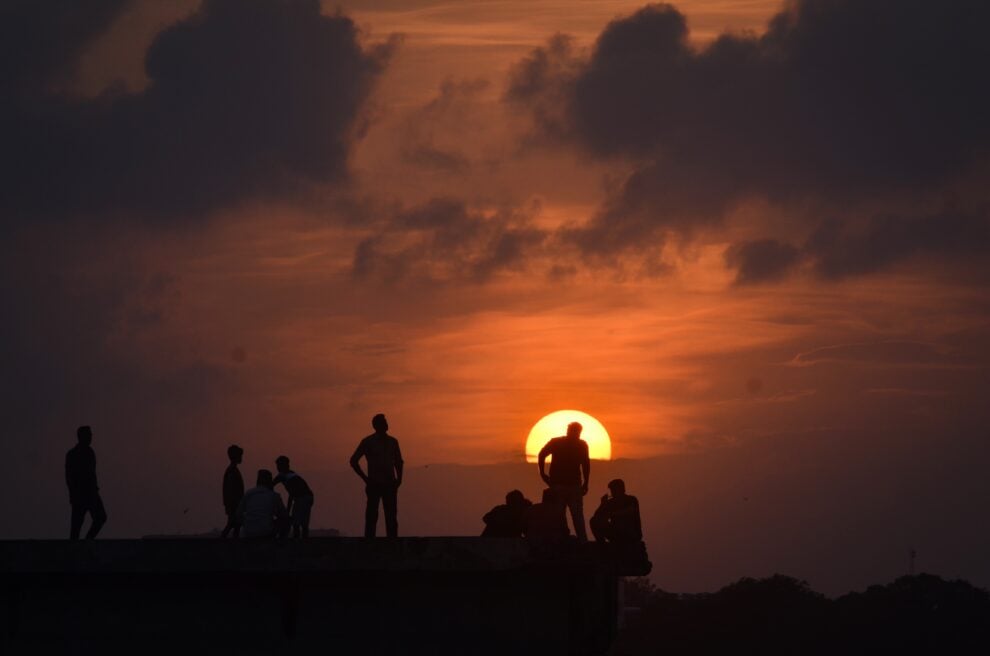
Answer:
615;573;990;655
1;537;650;655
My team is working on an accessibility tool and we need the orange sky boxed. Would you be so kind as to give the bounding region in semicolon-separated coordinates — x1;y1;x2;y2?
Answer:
46;0;989;466
5;0;990;593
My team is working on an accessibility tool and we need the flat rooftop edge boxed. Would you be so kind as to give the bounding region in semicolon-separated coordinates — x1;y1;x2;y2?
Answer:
0;537;652;576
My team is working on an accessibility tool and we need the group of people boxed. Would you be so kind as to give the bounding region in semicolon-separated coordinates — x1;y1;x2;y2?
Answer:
221;448;316;539
66;416;641;547
220;413;403;539
481;421;642;545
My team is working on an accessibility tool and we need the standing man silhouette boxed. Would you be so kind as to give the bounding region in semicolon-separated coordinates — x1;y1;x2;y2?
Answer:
350;414;404;537
66;425;107;540
537;421;590;540
221;444;244;538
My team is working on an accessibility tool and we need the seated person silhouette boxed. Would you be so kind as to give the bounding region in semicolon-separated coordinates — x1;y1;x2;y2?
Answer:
482;489;532;537
236;469;288;539
274;455;315;539
221;444;244;538
590;479;642;543
524;488;569;540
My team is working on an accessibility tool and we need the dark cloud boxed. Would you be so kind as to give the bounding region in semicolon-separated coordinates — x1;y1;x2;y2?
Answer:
508;1;990;274
352;197;547;284
726;239;802;284
1;0;393;223
729;209;990;283
398;78;490;174
0;0;128;95
805;211;990;279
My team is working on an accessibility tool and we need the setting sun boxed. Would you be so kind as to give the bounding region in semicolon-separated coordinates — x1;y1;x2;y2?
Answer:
525;410;612;463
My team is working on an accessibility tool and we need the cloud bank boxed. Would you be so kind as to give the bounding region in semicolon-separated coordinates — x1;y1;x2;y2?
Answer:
1;0;393;223
508;0;990;281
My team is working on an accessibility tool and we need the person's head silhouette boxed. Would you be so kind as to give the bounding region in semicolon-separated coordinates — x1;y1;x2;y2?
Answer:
608;478;626;498
227;444;243;464
76;425;93;447
372;413;388;434
275;455;290;473
257;469;274;488
506;489;525;506
566;421;583;440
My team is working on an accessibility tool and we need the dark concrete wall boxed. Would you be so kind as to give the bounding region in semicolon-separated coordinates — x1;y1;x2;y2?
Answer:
1;538;649;655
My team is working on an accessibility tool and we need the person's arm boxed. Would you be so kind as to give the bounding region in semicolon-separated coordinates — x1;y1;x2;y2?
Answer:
632;497;643;540
273;495;288;537
235;495;247;524
580;443;590;495
537;441;552;485
275;474;294;514
394;440;404;487
349;441;369;483
591;495;609;526
222;469;234;508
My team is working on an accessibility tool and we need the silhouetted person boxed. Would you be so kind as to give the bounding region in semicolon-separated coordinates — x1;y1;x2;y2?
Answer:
274;455;315;539
482;489;533;537
350;413;403;537
221;444;244;538
66;425;107;540
590;479;642;543
537;421;590;540
524;488;569;539
236;469;288;539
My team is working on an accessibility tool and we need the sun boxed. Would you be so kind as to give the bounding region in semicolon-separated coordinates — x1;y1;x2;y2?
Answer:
525;410;612;463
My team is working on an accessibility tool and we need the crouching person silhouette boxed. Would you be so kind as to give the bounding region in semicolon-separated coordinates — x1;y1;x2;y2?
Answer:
482;490;532;537
590;479;642;543
237;469;288;539
275;456;314;539
524;488;569;540
221;444;244;538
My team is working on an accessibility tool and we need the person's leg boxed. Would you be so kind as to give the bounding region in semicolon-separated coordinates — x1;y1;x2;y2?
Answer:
365;485;381;538
567;487;587;541
70;503;85;540
291;513;300;539
221;509;237;538
298;496;312;539
85;495;107;540
276;512;289;539
383;485;398;538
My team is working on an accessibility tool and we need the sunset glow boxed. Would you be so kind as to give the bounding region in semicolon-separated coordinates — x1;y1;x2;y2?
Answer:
525;410;612;463
5;0;990;598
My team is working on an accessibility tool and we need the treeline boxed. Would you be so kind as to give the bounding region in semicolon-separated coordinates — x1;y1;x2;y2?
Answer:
615;574;990;655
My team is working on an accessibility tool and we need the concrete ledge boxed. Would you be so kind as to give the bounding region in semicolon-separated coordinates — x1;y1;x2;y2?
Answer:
0;537;651;576
1;538;650;655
